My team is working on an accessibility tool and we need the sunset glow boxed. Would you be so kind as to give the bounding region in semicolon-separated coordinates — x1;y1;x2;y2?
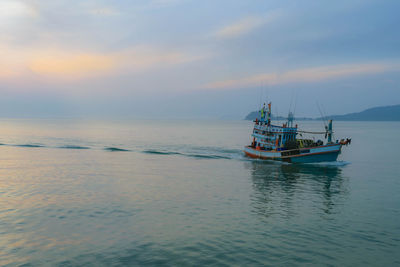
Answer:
0;0;399;118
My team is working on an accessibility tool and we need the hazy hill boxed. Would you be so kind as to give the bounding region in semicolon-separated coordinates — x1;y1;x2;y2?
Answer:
322;104;400;121
245;104;400;121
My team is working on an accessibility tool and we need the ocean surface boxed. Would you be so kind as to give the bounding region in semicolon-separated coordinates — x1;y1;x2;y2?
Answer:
0;119;399;266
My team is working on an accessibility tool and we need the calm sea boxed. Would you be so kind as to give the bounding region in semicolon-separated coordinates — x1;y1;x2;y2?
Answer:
0;119;399;266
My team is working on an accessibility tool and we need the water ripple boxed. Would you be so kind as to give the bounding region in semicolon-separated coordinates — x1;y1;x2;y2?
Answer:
15;144;45;148
104;147;131;152
58;145;90;150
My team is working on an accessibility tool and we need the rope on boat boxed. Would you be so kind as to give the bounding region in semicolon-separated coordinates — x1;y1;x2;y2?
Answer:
296;130;330;134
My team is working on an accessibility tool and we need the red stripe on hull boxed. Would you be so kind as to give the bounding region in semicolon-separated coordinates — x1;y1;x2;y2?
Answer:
244;150;278;160
244;151;260;159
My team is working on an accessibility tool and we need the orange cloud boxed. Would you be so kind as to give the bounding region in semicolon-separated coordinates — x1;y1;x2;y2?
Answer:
0;66;16;78
215;17;265;38
0;44;204;83
29;53;115;77
203;62;398;89
214;12;282;39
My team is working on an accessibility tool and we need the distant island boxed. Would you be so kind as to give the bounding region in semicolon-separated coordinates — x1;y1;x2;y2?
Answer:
245;104;400;121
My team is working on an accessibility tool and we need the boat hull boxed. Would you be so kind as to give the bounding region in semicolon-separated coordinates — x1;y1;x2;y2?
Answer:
244;144;341;163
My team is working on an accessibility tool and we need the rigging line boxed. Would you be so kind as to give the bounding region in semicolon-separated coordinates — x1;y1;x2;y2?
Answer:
321;104;335;141
289;89;294;113
293;89;299;117
321;104;329;121
316;101;327;128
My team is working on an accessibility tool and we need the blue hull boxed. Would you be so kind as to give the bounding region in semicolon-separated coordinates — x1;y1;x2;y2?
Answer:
287;151;340;163
244;144;342;163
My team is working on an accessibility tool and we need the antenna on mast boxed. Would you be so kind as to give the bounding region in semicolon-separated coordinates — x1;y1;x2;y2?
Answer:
316;101;327;128
293;90;298;118
289;90;294;114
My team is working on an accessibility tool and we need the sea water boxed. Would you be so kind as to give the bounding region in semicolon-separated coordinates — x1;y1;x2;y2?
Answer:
0;119;399;266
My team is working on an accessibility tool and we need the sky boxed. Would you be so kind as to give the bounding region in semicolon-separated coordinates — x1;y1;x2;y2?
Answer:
0;0;399;119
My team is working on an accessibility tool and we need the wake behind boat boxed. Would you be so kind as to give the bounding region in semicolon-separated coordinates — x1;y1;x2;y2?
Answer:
244;103;350;163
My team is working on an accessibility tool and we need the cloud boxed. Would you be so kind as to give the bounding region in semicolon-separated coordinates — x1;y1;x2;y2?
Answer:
0;1;35;19
114;47;205;73
214;12;281;39
89;7;119;16
0;66;17;78
149;0;184;8
203;62;400;89
0;44;205;82
29;52;115;77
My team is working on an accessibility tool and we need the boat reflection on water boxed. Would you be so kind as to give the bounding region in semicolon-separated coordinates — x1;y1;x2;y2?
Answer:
245;161;348;219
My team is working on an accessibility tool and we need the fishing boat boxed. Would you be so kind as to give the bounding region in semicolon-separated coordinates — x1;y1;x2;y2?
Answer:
244;103;350;163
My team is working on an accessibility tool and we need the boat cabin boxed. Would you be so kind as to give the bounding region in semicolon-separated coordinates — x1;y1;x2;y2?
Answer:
251;122;298;151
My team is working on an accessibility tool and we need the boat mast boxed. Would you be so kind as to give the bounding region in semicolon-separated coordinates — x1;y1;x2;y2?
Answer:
287;111;294;127
327;120;333;143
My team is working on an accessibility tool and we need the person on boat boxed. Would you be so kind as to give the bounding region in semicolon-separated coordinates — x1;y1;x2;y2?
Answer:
251;137;256;148
345;138;351;145
340;139;347;145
